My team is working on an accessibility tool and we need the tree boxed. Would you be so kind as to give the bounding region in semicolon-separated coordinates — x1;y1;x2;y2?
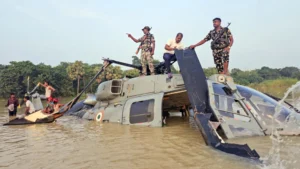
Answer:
132;56;141;65
123;69;140;78
53;62;73;96
98;65;123;82
203;67;218;77
67;61;85;95
280;67;300;78
257;66;281;80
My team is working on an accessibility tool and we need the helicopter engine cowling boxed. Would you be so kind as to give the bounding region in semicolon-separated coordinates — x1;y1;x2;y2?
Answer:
96;80;122;101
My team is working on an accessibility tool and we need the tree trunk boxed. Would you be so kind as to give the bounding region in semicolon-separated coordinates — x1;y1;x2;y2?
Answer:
77;75;80;95
82;76;86;94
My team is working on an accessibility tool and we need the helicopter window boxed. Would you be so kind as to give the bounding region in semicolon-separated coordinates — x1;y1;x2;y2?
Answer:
130;99;155;124
212;83;248;117
236;85;292;123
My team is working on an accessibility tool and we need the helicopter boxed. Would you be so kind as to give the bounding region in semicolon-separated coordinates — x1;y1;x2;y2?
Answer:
5;49;300;160
62;49;300;160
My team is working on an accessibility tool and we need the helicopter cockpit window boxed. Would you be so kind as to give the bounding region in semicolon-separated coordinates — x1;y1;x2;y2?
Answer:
236;85;292;123
212;83;248;117
130;99;155;124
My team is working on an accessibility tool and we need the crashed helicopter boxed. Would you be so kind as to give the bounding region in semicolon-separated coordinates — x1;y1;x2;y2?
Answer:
5;49;300;160
63;49;300;160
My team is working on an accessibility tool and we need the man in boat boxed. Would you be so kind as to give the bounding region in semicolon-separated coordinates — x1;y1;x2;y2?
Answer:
5;93;19;119
53;98;64;112
127;26;156;76
42;97;53;114
24;96;35;115
190;18;234;75
38;81;55;99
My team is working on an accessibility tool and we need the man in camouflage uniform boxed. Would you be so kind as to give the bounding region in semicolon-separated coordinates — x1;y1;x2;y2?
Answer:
190;18;234;75
127;26;155;75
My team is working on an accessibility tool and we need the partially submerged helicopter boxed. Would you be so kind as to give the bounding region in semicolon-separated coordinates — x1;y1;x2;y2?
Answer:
63;49;300;160
5;49;300;160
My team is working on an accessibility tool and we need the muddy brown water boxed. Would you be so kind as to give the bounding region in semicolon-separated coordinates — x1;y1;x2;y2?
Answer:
1;99;300;169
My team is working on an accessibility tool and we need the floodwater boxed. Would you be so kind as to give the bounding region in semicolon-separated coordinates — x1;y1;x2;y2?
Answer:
0;99;300;169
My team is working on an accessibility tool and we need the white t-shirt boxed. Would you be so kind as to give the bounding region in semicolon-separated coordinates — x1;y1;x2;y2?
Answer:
26;100;36;114
164;39;184;54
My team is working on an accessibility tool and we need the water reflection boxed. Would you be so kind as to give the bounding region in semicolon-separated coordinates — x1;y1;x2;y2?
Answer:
0;99;298;169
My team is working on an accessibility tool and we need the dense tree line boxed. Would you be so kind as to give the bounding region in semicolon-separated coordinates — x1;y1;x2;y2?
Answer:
0;56;177;98
0;56;299;98
204;66;300;86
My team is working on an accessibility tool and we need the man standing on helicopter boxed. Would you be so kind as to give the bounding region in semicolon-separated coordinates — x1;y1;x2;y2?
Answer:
127;26;156;76
190;18;234;75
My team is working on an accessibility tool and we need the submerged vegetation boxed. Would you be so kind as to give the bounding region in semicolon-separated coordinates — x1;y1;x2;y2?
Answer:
0;56;299;98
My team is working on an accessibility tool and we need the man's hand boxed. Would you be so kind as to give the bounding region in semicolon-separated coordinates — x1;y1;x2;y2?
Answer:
189;45;196;49
150;51;154;56
126;33;133;38
173;46;177;50
224;47;231;53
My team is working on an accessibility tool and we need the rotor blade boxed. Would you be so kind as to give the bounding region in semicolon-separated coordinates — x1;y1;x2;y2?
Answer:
56;61;111;114
29;84;40;95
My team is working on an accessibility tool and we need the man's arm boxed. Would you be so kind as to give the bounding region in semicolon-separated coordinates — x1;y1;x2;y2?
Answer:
38;82;46;88
224;29;234;52
127;34;143;43
165;44;175;51
15;99;19;108
165;39;176;51
190;39;208;49
24;107;29;115
150;35;155;55
229;35;234;47
49;86;55;92
151;41;155;55
189;32;211;49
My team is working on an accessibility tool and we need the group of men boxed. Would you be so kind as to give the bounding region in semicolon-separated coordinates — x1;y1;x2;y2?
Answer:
127;17;234;77
5;81;60;119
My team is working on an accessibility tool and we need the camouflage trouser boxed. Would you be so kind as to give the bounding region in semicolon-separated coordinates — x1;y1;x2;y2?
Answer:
212;49;229;73
141;51;154;75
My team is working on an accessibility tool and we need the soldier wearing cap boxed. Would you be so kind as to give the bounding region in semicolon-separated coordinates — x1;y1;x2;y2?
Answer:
127;26;155;75
190;18;234;75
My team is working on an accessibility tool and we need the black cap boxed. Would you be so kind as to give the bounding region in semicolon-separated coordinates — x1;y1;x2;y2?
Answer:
213;17;221;22
142;26;151;31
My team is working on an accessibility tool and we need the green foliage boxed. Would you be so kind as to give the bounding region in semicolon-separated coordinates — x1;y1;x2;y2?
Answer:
203;67;218;77
67;61;85;80
132;56;141;66
231;68;264;85
67;61;85;94
257;66;281;80
0;57;299;99
249;78;298;98
104;66;123;80
279;67;300;78
123;69;140;78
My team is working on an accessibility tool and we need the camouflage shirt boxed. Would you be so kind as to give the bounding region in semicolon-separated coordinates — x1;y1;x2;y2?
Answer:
204;27;232;49
138;33;155;52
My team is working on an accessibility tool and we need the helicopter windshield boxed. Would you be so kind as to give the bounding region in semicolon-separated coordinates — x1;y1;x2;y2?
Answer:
236;85;293;124
212;83;248;118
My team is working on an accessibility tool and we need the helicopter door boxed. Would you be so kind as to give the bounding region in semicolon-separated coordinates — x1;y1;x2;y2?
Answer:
122;93;164;127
